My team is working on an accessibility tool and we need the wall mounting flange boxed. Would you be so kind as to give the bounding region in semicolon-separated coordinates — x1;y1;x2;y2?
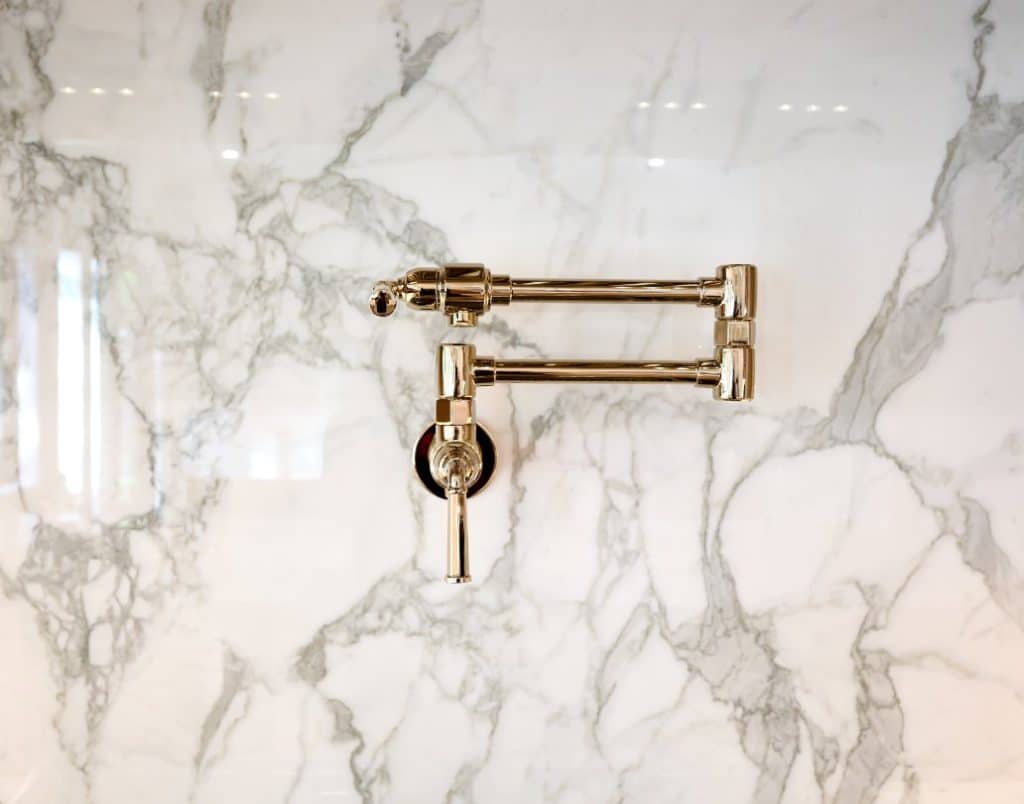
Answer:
414;424;497;500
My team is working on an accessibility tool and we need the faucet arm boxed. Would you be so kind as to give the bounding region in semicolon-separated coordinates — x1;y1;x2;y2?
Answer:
369;264;755;327
472;346;753;402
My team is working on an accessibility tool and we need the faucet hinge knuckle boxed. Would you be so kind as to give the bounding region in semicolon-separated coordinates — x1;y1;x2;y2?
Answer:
714;346;755;401
473;357;497;387
715;264;756;320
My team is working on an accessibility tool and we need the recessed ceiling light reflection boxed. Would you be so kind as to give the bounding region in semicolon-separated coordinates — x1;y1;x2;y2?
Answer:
265;91;280;100
690;101;707;110
664;101;679;109
777;103;792;111
90;87;106;95
806;104;820;112
237;90;251;99
118;88;134;96
221;148;240;160
637;101;651;109
647;157;666;168
833;104;848;112
60;86;77;94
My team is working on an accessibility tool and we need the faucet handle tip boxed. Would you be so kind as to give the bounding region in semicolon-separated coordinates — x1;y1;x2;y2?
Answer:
368;281;398;317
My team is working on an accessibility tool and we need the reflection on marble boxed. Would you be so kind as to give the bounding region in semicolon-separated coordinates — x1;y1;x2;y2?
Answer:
2;0;1024;801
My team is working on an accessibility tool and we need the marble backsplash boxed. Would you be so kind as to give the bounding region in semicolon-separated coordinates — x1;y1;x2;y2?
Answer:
2;0;1024;802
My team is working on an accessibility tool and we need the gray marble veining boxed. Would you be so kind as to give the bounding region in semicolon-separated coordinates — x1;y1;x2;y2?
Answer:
1;0;1023;801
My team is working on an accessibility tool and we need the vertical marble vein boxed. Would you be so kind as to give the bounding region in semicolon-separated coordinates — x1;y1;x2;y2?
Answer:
192;0;236;124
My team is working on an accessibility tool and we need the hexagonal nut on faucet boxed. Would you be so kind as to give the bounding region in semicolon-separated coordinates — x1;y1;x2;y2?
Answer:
435;397;475;426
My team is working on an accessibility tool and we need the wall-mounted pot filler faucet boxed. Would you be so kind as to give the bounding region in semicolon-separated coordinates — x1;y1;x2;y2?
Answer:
369;263;756;583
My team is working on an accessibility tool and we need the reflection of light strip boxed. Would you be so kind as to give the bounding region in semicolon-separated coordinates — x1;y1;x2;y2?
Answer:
58;250;85;496
90;259;102;513
153;346;162;509
6;766;37;804
16;258;39;490
289;433;325;479
250;439;279;479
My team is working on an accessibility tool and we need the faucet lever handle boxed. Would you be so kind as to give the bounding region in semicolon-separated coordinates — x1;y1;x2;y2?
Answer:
414;423;498;584
368;281;398;317
430;440;482;584
445;474;472;584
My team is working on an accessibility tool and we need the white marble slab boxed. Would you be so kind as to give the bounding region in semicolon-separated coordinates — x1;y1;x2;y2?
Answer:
2;0;1024;801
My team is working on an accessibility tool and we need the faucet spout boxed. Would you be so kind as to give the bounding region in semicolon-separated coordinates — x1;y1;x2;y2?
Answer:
445;474;472;583
429;343;483;582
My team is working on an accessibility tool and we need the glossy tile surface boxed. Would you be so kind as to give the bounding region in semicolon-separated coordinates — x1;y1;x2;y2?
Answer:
2;0;1024;801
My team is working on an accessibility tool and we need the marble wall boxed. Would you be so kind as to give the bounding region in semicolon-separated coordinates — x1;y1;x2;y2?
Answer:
2;0;1024;801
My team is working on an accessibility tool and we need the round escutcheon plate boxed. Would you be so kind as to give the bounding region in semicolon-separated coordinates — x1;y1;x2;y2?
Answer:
414;424;497;500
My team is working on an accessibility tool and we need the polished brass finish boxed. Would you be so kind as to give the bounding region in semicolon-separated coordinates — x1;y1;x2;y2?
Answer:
415;425;497;499
384;263;759;582
369;264;509;327
714;318;755;347
473;351;749;400
369;281;398;317
474;358;721;387
428;343;484;583
415;342;754;583
715;264;756;320
508;278;720;305
369;263;755;325
715;345;755;402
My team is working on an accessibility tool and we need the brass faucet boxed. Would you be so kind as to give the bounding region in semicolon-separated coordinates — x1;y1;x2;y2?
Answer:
377;263;757;582
370;263;753;327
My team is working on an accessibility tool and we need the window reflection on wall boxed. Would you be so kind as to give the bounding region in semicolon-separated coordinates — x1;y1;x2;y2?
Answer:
17;250;112;520
57;250;86;499
10;248;328;522
16;256;39;491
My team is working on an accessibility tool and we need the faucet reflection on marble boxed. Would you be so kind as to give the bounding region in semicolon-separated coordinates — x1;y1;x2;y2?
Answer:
374;263;757;582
